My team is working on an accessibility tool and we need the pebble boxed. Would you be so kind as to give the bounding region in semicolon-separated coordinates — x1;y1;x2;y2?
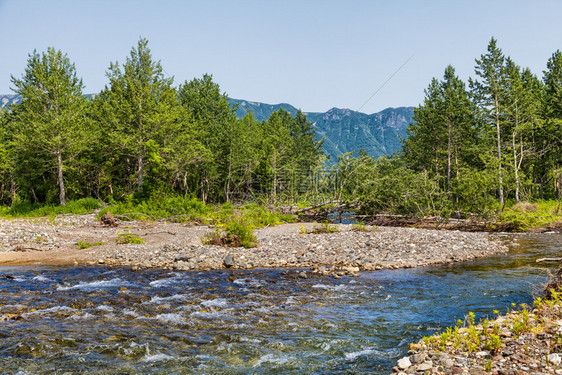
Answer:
398;356;411;370
550;353;562;366
417;362;432;371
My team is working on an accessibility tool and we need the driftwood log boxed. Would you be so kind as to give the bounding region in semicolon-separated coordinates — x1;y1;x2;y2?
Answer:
536;258;562;263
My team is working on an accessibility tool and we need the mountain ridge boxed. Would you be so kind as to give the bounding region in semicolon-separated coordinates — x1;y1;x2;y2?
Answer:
228;98;414;161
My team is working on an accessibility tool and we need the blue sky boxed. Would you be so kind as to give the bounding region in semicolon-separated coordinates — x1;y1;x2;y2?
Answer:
1;0;561;113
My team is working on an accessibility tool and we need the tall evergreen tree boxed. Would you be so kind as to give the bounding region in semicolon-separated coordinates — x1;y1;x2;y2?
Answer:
470;38;508;205
404;78;445;182
96;38;180;196
504;61;543;201
178;74;237;202
542;50;562;198
10;48;87;205
440;65;476;192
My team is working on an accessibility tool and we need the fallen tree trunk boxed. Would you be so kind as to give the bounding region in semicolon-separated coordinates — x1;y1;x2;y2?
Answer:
295;200;341;214
536;258;562;263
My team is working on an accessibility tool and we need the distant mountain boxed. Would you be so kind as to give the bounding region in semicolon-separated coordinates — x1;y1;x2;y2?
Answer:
1;94;414;162
228;98;299;121
0;94;19;109
229;98;414;161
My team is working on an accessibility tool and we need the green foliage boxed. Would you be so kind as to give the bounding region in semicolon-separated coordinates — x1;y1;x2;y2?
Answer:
496;200;562;230
0;198;101;217
116;231;145;245
76;241;92;249
97;195;211;222
76;240;104;249
300;221;339;234
202;216;257;248
224;218;257;248
10;47;88;205
351;222;372;232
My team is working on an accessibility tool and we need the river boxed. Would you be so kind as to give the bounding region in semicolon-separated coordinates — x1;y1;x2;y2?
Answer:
0;233;559;374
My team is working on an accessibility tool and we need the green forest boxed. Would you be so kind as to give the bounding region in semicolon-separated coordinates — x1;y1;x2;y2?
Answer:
0;37;561;225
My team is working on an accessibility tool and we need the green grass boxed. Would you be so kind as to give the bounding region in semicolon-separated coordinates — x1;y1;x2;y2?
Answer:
76;241;93;249
76;240;104;249
300;221;339;234
115;231;145;245
96;196;296;227
0;198;102;218
97;196;212;222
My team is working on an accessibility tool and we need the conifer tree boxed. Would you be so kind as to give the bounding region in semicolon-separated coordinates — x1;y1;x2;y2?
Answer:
10;48;87;205
470;37;508;206
97;38;180;196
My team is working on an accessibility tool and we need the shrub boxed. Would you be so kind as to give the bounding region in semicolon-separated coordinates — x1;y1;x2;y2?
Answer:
76;241;92;249
351;222;372;232
116;232;145;244
202;217;257;248
301;221;339;234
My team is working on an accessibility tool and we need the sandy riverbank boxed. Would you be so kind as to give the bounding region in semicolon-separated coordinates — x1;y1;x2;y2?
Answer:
0;214;509;272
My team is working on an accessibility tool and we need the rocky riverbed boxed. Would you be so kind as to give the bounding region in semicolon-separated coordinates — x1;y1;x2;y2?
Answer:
393;300;562;375
0;213;509;272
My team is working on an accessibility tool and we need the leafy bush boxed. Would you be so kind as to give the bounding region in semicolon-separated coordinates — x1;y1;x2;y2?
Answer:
76;241;92;249
300;221;339;234
496;200;562;231
116;231;145;244
202;216;257;248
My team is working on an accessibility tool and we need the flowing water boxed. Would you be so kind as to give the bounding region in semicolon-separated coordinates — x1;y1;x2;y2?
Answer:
0;233;560;374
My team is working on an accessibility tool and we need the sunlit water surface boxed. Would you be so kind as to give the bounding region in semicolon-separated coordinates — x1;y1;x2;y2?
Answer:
0;233;560;374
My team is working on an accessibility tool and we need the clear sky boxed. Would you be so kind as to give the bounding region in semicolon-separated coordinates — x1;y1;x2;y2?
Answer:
1;0;561;114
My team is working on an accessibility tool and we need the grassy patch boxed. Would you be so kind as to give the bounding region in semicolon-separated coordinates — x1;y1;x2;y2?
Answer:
96;196;296;229
300;221;339;234
76;240;105;249
351;222;374;232
97;196;212;222
0;198;102;218
76;241;92;249
116;231;145;245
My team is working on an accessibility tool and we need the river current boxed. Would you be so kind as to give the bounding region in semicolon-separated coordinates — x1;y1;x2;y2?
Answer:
0;233;560;374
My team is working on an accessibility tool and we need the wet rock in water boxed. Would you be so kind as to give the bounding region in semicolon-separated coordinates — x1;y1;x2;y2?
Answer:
298;271;307;279
223;254;235;268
